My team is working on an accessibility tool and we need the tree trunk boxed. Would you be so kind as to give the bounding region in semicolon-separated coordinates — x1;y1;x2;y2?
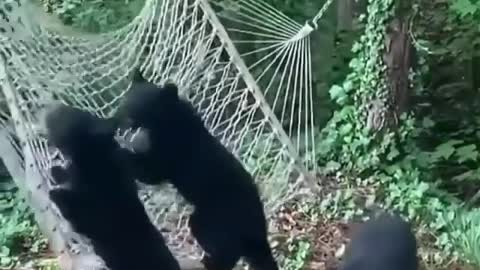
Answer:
383;17;414;117
337;0;353;31
368;14;415;132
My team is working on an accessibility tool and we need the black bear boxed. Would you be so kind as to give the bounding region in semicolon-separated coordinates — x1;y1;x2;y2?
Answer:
43;103;181;270
340;211;418;270
114;73;278;270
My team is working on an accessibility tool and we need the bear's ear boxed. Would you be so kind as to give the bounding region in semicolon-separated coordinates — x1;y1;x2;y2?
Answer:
162;83;179;99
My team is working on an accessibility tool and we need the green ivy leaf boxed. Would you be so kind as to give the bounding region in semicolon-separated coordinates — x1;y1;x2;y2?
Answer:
422;117;435;128
343;80;353;92
339;123;353;135
455;144;478;163
0;256;12;267
432;140;463;160
387;147;400;161
450;0;478;17
0;246;10;257
325;161;341;172
329;85;346;103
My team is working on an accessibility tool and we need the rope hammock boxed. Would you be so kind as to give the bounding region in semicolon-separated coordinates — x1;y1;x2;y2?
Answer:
0;0;333;268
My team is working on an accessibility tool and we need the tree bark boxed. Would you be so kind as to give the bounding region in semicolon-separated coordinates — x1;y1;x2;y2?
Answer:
383;17;414;117
337;0;353;31
367;15;415;132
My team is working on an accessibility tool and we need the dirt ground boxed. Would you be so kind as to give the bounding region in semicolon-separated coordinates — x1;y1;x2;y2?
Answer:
272;202;475;270
12;195;475;270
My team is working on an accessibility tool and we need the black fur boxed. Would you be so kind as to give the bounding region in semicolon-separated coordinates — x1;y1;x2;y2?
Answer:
115;74;278;270
44;104;181;270
341;212;418;270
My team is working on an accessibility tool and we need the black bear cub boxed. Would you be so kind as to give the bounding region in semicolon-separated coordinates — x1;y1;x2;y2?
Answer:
44;103;181;270
115;73;278;270
340;211;418;270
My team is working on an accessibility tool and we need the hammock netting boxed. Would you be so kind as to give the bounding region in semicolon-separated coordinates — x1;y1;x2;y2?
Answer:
0;0;332;268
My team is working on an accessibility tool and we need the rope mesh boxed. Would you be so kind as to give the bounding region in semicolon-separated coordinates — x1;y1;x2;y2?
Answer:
0;0;330;267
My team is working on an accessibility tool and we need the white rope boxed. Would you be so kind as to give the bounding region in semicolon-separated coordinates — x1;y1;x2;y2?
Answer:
0;0;332;264
217;7;298;39
311;0;335;28
212;0;302;36
213;0;335;171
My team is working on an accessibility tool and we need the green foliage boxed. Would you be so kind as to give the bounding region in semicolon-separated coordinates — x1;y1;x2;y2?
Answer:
261;0;328;22
36;260;61;270
450;0;480;17
315;0;468;259
318;188;363;221
0;190;46;268
41;0;145;33
448;209;480;267
283;240;312;270
317;0;395;172
409;0;480;207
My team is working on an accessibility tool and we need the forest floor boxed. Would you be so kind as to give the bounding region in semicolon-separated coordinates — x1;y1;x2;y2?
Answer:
272;191;475;270
9;211;476;270
7;175;476;270
274;205;475;270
